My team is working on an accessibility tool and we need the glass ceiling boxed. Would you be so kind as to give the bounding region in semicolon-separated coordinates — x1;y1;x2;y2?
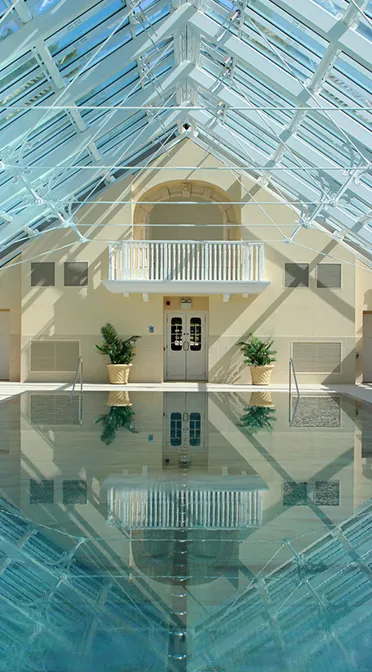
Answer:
0;0;371;263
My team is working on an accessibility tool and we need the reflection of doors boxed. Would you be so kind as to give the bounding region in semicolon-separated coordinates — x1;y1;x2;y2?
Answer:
164;392;208;454
0;311;10;381
364;313;372;382
165;311;207;381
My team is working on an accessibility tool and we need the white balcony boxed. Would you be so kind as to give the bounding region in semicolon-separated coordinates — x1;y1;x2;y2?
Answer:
102;240;270;299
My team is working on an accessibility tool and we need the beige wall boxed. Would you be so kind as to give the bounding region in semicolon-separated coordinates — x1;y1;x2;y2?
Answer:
0;261;21;381
0;139;360;383
355;260;372;383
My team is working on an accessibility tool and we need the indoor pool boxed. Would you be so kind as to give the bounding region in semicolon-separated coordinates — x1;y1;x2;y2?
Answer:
0;390;371;672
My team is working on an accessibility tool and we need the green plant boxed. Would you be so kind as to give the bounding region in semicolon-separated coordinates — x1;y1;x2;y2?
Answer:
95;323;140;365
239;405;276;434
95;405;137;445
238;335;276;366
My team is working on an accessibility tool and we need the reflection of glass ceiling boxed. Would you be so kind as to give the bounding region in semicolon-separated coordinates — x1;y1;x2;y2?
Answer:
0;0;371;263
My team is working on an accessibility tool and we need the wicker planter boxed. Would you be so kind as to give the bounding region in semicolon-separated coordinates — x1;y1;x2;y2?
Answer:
249;365;274;386
107;364;132;385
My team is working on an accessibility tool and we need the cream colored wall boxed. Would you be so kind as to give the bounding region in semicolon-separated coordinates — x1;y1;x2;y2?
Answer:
18;218;164;382
148;197;224;240
355;260;372;383
210;226;356;384
0;261;21;380
2;138;358;383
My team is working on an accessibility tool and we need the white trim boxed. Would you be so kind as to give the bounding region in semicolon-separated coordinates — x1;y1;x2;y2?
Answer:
103;280;270;295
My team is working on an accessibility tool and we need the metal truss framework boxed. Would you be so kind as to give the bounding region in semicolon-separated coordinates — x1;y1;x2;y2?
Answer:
0;0;371;263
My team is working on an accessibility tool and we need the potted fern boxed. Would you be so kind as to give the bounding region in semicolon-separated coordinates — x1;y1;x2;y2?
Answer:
96;323;140;384
238;335;276;385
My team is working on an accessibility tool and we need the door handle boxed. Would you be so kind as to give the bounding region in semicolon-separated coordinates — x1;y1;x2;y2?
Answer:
183;342;189;351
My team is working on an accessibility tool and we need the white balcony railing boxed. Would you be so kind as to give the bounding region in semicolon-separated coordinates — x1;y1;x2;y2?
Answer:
108;240;264;282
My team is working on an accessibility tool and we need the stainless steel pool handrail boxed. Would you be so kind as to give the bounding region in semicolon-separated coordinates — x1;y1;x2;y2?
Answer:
72;357;83;395
289;358;301;425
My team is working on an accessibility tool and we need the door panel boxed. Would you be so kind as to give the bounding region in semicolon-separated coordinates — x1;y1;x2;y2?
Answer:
165;312;207;381
186;314;206;381
166;314;186;380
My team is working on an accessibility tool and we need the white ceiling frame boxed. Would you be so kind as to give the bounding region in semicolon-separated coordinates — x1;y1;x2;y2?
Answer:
192;129;372;264
187;108;363;235
0;110;183;246
189;67;371;207
259;0;370;172
0;0;124;69
10;0;104;176
268;0;371;69
1;4;197;150
0;62;193;209
190;9;371;151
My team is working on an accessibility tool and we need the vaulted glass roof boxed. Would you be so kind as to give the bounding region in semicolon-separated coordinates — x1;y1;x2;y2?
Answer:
0;0;371;264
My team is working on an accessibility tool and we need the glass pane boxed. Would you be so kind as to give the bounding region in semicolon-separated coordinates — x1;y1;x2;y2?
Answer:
189;413;201;447
171;317;183;351
189;318;202;352
170;412;182;447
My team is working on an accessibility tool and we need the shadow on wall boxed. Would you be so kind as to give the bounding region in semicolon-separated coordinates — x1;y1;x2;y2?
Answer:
21;228;133;382
209;236;356;384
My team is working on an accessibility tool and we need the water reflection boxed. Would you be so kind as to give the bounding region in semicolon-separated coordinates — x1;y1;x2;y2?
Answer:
96;391;137;445
0;390;371;671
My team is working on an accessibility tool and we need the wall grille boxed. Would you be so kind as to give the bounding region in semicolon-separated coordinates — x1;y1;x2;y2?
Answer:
285;263;309;287
317;264;342;288
64;262;88;286
292;342;341;373
31;262;55;287
30;341;79;372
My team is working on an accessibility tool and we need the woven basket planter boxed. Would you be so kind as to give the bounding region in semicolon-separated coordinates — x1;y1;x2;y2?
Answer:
249;365;274;386
107;364;132;385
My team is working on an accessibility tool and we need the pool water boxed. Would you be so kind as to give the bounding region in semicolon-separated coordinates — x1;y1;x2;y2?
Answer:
0;390;371;672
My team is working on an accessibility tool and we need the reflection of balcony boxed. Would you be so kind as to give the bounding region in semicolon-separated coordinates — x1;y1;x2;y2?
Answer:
107;483;263;529
103;240;270;299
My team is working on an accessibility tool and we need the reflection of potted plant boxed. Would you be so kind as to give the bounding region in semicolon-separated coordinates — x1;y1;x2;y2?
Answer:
238;335;276;385
249;391;274;407
107;391;132;407
239;405;276;434
95;405;137;445
96;323;140;384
